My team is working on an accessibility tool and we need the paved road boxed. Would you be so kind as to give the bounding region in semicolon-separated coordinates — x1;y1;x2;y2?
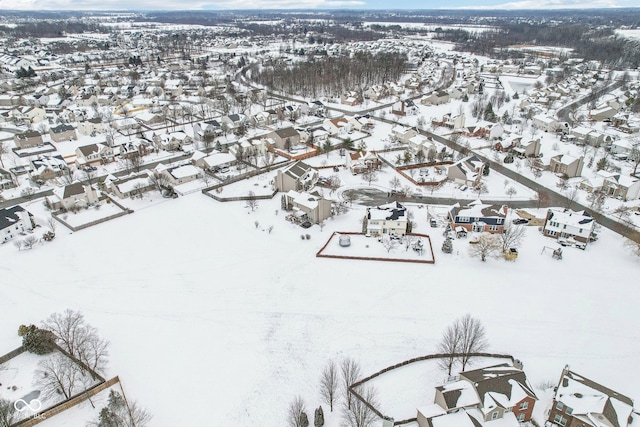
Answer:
344;187;544;209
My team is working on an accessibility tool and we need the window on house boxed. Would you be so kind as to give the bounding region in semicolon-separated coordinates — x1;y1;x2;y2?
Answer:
519;401;529;410
489;225;498;231
566;407;573;415
492;412;499;420
556;402;564;411
518;414;525;422
554;415;567;426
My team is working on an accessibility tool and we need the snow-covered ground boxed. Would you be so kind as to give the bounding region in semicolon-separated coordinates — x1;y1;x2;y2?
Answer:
1;188;639;427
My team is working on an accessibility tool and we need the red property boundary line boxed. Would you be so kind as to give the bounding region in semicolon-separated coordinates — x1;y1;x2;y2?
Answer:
316;231;435;264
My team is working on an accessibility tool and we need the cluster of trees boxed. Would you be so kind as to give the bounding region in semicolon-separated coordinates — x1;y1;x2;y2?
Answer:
0;21;105;38
7;310;151;426
254;52;407;99
437;314;489;375
15;66;36;78
438;23;640;67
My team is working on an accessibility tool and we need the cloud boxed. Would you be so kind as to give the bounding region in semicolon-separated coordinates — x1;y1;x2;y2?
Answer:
458;0;623;8
0;0;365;9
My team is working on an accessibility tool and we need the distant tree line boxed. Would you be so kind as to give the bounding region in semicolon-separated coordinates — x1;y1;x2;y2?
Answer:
437;22;640;68
0;21;105;38
254;51;407;98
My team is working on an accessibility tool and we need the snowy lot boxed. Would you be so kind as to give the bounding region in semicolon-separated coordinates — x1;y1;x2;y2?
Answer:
56;202;127;228
1;190;639;427
318;232;435;263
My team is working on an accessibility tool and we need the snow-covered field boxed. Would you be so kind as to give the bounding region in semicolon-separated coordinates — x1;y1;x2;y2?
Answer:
1;189;639;427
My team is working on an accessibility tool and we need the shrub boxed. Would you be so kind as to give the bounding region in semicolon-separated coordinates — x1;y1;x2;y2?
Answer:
18;324;30;337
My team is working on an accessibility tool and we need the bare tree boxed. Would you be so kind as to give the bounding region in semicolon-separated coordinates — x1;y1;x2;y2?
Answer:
22;235;39;249
565;187;580;209
246;191;259;212
624;238;640;258
613;205;633;224
340;358;361;410
35;354;85;400
342;384;379;427
47;216;57;233
0;399;15;427
499;223;526;252
437;322;461;376
389;176;401;192
320;360;339;412
42;309;109;376
468;233;501;262
361;169;378;186
505;187;517;199
457;314;488;371
287;396;307;427
0;141;8;168
149;170;171;193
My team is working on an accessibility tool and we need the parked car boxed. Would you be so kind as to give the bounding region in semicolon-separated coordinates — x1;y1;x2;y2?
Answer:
300;221;312;229
430;219;438;227
512;218;529;225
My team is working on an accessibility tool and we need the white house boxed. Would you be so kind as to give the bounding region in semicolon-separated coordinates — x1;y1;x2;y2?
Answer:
365;202;408;237
0;206;34;242
543;208;596;245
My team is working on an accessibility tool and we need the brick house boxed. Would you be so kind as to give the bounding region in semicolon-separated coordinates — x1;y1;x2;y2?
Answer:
449;201;508;234
546;367;634;427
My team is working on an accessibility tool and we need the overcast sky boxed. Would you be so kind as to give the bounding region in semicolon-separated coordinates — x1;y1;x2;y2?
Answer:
0;0;636;11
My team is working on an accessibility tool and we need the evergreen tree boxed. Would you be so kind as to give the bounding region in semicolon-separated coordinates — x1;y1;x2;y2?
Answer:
22;325;56;355
442;237;453;254
314;406;325;427
300;411;309;427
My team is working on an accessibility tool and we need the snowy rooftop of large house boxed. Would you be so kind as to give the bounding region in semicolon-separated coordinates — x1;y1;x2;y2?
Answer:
368;202;406;222
437;379;480;409
169;165;200;179
454;201;506;220
204;152;236;168
555;369;634;427
547;209;594;228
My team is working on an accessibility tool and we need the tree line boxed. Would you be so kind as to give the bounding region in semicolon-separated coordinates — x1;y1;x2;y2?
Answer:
254;52;407;99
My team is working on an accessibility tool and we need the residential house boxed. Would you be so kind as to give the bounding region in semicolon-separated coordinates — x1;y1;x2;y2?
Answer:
340;90;362;106
363;85;388;101
135;112;164;128
589;105;618;122
346;151;381;174
549;155;584;178
49;124;77;142
0;168;16;189
75;143;115;167
268;127;302;150
447;155;486;186
221;113;248;132
448;200;508;233
104;172;155;199
77;117;106;136
579;170;640;201
161;164;201;186
408;135;436;159
275;161;318;192
0;206;34;242
153;131;193;152
193;120;223;141
433;113;466;130
323;117;351;136
13;130;44;149
308;100;326;116
513;138;541;158
30;155;67;180
284;190;332;224
365;202;408;237
421;90;450;105
252;110;278;128
546;366;634;427
466;122;504;140
347;116;375;133
193;151;236;171
11;106;47;124
533;114;560;132
390;125;418;143
46;183;100;211
391;99;417;116
543;208;596;244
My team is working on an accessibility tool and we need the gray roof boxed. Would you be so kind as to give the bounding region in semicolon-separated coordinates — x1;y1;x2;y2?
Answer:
0;206;26;231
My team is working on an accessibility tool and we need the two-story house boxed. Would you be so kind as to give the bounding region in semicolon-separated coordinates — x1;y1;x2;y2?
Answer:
0;206;34;242
275;161;318;193
449;201;508;234
546;367;634;427
365;202;408;237
542;208;596;245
